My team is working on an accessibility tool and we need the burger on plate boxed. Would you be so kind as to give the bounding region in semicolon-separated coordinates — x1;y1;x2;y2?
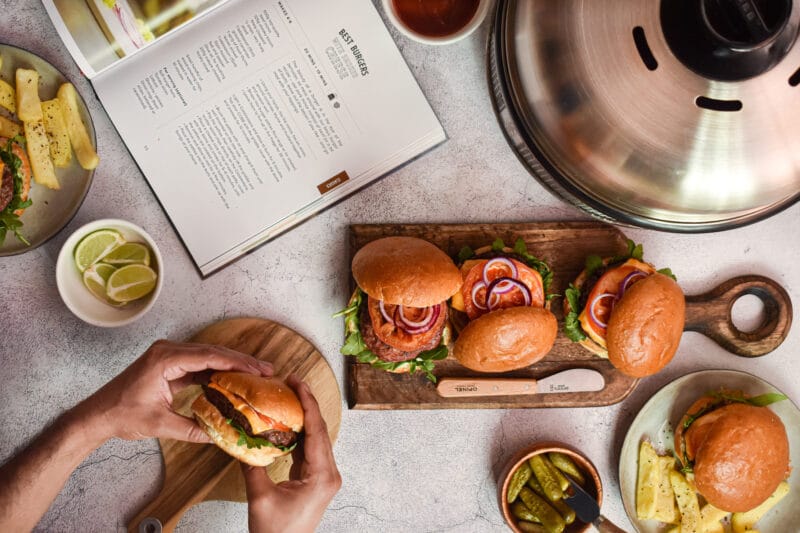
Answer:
191;372;304;467
451;237;557;373
563;240;684;377
0;136;33;245
336;236;463;382
674;389;790;512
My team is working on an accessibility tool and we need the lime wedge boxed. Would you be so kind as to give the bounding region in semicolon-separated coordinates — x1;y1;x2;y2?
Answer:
83;263;124;306
101;242;151;266
74;229;125;272
106;264;158;303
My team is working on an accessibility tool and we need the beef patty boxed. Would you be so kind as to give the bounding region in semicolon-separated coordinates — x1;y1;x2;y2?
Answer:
0;165;13;212
203;386;297;448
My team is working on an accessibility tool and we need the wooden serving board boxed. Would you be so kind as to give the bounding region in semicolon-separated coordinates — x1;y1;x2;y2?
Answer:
128;318;342;533
346;222;792;410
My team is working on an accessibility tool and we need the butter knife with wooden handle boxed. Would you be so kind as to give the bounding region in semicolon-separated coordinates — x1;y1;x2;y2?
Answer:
436;369;605;398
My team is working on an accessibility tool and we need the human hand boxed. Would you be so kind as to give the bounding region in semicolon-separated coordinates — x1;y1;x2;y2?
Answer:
242;376;342;533
82;340;273;442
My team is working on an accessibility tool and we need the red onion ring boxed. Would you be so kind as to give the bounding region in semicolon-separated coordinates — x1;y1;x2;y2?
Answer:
589;292;616;329
482;257;518;288
471;281;489;311
398;305;435;328
378;300;395;324
397;304;442;334
617;270;648;299
486;277;532;310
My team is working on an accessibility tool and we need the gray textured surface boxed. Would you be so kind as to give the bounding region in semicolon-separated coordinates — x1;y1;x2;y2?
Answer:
1;1;799;532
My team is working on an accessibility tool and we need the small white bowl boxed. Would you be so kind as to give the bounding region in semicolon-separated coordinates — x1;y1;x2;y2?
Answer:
56;219;164;328
381;0;491;45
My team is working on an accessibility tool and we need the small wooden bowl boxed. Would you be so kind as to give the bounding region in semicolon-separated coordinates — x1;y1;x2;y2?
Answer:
498;442;603;533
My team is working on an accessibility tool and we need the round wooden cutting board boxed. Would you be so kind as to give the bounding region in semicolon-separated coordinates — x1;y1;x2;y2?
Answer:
128;318;341;533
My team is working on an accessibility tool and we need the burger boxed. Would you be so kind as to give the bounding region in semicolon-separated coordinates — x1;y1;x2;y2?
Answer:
563;240;684;377
0;136;32;245
191;372;304;466
451;237;558;372
674;390;790;512
336;236;463;381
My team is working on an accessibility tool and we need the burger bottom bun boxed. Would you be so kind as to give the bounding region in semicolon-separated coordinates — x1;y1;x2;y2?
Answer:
692;403;790;512
191;394;289;467
607;273;685;377
453;306;557;373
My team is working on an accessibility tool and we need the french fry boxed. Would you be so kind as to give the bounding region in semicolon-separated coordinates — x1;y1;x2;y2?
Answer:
15;68;43;122
700;502;728;533
636;441;659;520
0;115;21;138
670;470;701;533
0;78;14;113
731;481;789;533
41;99;72;167
23;119;59;189
57;82;98;170
654;456;679;523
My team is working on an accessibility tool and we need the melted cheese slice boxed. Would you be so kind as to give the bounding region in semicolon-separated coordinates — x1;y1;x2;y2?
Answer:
208;382;289;434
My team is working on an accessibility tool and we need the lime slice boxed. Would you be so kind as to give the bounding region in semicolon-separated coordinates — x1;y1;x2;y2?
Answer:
74;229;125;272
83;263;124;306
106;264;158;303
101;242;151;266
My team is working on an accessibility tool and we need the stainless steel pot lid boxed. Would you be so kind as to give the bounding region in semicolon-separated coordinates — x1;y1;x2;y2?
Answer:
492;0;800;231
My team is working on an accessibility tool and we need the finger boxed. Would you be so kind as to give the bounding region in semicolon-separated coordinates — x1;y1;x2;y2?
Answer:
287;376;336;472
161;343;274;381
157;412;212;443
241;462;277;500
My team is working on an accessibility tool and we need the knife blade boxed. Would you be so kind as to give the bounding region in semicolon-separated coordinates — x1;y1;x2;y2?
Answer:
563;478;627;533
435;368;605;398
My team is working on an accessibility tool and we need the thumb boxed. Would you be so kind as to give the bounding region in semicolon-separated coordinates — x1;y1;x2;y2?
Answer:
241;462;277;501
158;412;212;443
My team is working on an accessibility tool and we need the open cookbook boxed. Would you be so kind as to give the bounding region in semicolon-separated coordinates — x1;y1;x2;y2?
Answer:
43;0;445;275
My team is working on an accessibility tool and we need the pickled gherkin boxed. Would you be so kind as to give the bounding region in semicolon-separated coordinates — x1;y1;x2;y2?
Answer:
517;521;547;533
542;455;571;491
518;487;566;533
527;475;576;525
529;455;564;501
511;500;540;523
507;462;533;503
548;452;586;485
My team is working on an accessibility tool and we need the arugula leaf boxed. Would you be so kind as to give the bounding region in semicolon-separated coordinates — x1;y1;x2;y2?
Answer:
0;137;32;246
564;284;587;342
458;245;475;263
491;237;505;251
509;238;553;293
333;288;447;383
584;255;604;277
225;419;297;452
657;267;677;281
747;393;789;407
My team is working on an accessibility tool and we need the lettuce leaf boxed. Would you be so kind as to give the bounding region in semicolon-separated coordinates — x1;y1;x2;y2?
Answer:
225;419;297;452
0;136;31;246
564;284;586;342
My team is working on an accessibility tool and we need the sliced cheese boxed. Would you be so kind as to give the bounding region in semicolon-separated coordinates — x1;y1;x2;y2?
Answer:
207;382;290;435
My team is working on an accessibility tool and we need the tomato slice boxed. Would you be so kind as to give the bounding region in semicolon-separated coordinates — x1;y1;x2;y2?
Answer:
256;411;292;433
578;259;655;346
461;258;544;320
367;297;446;351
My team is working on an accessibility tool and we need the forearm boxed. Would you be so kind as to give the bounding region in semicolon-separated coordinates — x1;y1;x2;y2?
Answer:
0;400;109;531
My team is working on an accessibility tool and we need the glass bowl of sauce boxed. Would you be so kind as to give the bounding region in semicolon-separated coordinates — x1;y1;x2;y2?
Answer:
382;0;490;45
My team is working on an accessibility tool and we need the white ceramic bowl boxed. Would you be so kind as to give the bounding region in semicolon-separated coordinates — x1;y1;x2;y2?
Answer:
56;219;164;327
381;0;491;45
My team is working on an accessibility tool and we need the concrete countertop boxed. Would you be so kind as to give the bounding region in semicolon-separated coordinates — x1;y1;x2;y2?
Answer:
1;1;798;532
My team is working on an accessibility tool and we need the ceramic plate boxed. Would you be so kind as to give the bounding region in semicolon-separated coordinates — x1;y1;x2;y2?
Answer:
0;42;95;255
619;369;800;532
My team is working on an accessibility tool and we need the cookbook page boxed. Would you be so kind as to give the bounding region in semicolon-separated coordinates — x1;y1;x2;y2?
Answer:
92;0;445;275
43;0;229;78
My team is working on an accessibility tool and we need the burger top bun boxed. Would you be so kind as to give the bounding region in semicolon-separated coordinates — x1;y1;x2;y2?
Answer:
352;236;462;307
677;402;790;512
210;372;304;431
606;273;685;377
453;306;557;372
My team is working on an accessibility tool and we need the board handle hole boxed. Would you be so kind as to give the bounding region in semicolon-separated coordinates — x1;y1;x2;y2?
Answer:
789;66;800;86
633;26;658;71
696;96;743;111
731;293;767;334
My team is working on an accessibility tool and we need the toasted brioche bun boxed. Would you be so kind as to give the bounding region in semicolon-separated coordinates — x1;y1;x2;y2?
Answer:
191;373;303;466
352;236;462;307
606;273;685;377
453;306;557;372
675;399;790;512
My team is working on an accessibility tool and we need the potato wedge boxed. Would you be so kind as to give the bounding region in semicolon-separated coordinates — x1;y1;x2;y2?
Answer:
57;83;98;170
670;470;701;533
700;503;728;533
15;69;43;122
653;456;679;523
731;481;789;533
23;119;59;189
0;78;15;113
636;441;659;520
41;99;72;167
0;115;21;138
